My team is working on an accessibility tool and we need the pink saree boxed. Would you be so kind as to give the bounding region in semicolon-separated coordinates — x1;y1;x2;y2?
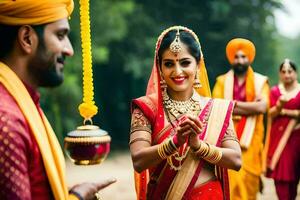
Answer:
265;84;300;181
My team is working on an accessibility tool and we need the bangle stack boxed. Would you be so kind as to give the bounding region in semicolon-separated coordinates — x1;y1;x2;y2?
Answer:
193;141;222;164
157;138;178;159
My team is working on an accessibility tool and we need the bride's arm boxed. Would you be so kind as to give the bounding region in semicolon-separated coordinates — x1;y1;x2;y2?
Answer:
129;108;192;173
188;116;241;171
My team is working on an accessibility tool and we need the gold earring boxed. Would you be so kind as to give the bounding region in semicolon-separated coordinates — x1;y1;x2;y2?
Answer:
160;74;169;101
160;77;167;89
193;71;202;89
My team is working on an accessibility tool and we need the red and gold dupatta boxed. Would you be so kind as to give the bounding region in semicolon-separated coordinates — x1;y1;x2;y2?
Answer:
132;26;234;200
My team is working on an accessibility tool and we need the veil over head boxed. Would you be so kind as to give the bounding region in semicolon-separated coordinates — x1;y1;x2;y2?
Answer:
145;26;211;122
134;26;213;200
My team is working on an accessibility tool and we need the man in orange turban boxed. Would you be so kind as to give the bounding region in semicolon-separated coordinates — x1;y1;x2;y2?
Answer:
212;38;269;200
0;1;115;199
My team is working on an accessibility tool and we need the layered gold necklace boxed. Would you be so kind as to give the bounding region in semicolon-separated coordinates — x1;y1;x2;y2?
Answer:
163;91;201;170
163;91;200;118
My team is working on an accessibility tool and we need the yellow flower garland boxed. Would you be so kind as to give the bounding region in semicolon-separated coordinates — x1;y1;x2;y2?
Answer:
78;0;98;120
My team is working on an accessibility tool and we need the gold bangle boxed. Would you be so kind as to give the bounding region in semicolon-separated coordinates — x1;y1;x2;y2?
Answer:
158;143;167;159
165;139;177;155
193;142;209;157
193;142;222;164
169;139;179;151
203;144;222;164
157;139;177;160
129;137;151;145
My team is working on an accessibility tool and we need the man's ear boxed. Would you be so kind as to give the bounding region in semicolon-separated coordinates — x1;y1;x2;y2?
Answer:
17;25;38;55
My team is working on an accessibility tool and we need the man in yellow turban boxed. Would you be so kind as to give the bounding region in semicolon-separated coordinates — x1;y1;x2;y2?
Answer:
212;38;269;200
0;1;115;199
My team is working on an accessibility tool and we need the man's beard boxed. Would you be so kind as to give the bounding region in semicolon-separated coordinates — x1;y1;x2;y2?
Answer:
29;42;64;87
232;63;249;75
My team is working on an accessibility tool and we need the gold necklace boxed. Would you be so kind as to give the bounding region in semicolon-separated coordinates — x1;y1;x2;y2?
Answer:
163;91;200;118
163;91;201;170
167;146;190;171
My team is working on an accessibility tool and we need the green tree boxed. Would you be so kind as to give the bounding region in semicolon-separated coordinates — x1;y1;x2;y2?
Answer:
41;0;283;149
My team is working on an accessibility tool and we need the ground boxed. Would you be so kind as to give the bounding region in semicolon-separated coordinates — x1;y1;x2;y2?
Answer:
66;151;300;200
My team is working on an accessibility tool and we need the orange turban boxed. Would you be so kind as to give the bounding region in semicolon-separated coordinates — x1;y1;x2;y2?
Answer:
226;38;256;64
0;0;74;26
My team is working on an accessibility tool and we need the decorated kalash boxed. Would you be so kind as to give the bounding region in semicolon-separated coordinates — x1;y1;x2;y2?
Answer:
64;0;111;165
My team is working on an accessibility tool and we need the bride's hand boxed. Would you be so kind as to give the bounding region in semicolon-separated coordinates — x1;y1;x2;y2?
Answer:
179;115;203;150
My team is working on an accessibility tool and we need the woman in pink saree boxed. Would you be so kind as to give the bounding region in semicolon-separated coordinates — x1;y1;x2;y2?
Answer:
129;26;241;200
264;59;300;200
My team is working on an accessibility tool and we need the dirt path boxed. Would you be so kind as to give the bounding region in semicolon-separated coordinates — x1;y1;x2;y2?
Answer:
66;151;299;200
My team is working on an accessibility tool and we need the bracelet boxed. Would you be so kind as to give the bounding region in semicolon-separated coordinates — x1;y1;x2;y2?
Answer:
193;141;209;157
157;138;177;159
172;134;180;148
193;142;222;164
69;189;84;200
129;137;151;145
204;144;223;164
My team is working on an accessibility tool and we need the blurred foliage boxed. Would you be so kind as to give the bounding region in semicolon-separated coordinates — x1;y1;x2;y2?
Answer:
40;0;293;149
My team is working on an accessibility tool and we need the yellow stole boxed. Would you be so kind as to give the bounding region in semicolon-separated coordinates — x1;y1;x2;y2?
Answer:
0;62;71;200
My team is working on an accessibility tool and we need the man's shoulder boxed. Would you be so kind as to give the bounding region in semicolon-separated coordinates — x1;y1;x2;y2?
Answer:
0;84;32;147
215;71;231;83
253;72;268;80
0;84;26;123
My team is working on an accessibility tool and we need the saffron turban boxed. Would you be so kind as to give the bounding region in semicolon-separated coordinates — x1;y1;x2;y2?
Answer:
0;0;74;26
226;38;256;64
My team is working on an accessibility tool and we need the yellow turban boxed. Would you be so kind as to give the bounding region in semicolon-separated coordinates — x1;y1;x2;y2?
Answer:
226;38;256;64
0;0;74;26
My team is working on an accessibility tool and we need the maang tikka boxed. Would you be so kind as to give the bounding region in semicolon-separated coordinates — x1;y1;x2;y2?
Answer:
170;28;183;54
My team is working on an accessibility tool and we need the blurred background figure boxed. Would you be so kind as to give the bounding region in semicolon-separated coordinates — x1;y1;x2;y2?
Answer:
264;59;300;200
212;38;269;200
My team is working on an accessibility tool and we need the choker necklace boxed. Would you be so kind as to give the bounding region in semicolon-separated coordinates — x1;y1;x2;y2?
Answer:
163;91;200;118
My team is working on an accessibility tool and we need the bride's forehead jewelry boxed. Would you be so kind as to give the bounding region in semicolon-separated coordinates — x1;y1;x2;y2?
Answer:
155;26;203;62
169;28;183;55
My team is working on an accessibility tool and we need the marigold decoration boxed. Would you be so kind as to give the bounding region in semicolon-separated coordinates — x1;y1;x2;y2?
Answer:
64;0;111;166
78;0;98;121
